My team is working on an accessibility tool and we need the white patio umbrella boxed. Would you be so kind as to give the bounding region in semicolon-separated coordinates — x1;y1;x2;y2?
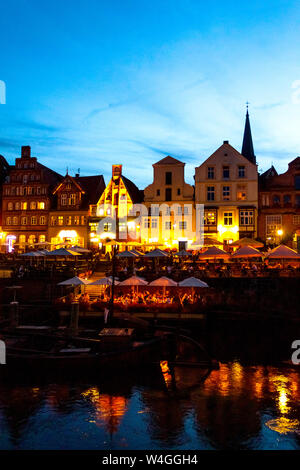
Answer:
144;249;169;258
265;244;300;259
46;248;82;256
119;276;148;286
20;251;45;257
175;250;192;257
58;276;91;286
88;277;120;285
70;245;91;253
179;277;209;287
149;276;177;286
117;250;139;258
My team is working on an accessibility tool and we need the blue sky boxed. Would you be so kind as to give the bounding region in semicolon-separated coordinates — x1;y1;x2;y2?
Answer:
1;0;300;187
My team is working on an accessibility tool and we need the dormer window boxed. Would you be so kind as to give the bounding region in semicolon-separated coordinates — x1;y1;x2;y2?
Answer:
66;183;71;190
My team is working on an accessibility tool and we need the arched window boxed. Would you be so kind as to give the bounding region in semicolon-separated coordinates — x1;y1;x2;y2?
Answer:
7;202;13;210
30;201;37;210
15;202;20;210
40;216;46;225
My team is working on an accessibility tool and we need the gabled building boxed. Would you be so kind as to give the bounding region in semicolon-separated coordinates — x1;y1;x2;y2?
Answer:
194;111;258;247
258;157;300;249
142;156;195;249
91;165;143;249
1;146;62;252
48;172;105;249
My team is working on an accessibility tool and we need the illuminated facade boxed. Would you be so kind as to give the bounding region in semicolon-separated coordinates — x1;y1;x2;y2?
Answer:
48;173;105;249
91;165;143;249
195;139;258;246
258;157;300;249
143;156;195;249
1;146;62;252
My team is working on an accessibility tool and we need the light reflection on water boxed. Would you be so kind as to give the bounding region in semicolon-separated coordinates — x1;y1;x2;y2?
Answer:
0;362;299;450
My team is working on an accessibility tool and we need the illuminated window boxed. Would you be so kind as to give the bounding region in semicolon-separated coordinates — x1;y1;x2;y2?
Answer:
151;218;158;229
224;212;233;226
69;194;76;205
12;216;18;225
21;217;27;225
15;202;20;210
31;216;37;225
19;235;26;247
293;215;300;225
30;201;37;210
50;216;56;226
7;202;13;210
6;217;11;225
66;216;72;225
38;202;45;209
240;210;253;225
81;216;86;225
74;216;80;225
61;194;67;206
237;185;247;201
39;235;46;243
58;216;64;226
204;211;216;225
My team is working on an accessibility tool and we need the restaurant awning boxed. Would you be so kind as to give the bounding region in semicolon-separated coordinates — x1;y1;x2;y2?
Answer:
199;246;230;259
231;237;264;248
179;277;209;287
118;276;148;286
231;245;263;258
58;276;91;286
70;245;91;253
116;250;139;258
265;244;300;259
20;251;45;257
174;250;192;257
149;276;178;286
88;277;120;285
46;248;82;256
144;249;169;258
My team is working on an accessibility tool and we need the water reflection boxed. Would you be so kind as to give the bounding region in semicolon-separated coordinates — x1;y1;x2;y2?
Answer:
0;363;299;449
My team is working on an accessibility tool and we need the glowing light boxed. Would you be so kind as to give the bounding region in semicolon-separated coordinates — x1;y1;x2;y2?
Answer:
277;229;283;236
58;230;78;239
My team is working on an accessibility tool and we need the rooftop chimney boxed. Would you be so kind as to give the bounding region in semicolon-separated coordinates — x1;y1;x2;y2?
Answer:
223;140;229;144
21;146;31;158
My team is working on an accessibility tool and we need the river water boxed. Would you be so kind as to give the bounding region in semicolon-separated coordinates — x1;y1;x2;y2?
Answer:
0;316;299;450
0;361;299;450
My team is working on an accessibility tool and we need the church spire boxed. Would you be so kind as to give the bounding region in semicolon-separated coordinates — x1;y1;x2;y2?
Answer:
241;103;256;164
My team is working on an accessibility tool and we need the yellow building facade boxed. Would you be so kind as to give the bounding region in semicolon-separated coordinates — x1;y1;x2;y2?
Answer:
194;141;258;246
142;156;195;249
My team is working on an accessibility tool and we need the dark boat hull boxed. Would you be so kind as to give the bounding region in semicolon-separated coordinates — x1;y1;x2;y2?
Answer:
1;338;162;377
